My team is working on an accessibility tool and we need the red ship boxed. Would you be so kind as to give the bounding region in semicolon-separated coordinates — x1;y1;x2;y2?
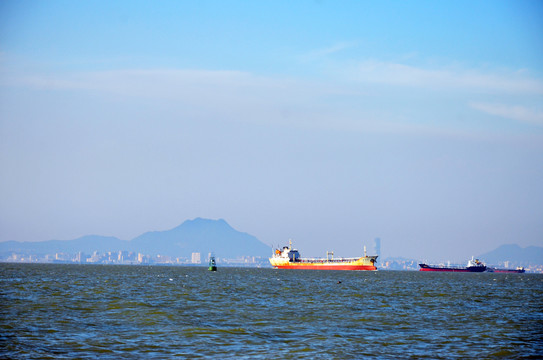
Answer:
419;257;486;272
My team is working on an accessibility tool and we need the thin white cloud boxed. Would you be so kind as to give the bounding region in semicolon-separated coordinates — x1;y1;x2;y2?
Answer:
347;61;543;95
11;59;543;102
17;69;254;94
314;41;357;56
471;102;543;126
5;63;543;136
2;67;408;133
299;41;358;62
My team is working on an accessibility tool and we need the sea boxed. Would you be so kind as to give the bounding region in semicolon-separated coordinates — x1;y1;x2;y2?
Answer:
1;264;542;359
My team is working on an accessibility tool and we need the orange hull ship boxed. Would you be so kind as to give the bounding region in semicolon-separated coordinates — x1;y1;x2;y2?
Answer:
270;240;377;271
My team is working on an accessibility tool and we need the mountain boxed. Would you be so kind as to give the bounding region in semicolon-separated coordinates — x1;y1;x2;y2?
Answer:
478;244;543;266
129;218;270;258
0;218;270;259
0;235;128;255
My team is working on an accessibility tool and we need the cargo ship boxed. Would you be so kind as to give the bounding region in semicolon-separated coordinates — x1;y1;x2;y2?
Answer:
419;257;486;272
269;240;377;270
486;267;525;273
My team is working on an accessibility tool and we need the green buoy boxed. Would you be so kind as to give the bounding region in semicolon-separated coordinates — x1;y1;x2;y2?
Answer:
208;256;217;271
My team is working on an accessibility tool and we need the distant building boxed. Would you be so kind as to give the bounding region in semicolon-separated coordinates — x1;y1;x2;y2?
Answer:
55;253;69;261
137;253;149;264
155;254;171;264
191;252;201;264
118;251;129;262
374;238;381;259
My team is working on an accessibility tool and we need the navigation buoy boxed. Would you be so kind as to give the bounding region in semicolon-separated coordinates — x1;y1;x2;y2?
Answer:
208;256;217;271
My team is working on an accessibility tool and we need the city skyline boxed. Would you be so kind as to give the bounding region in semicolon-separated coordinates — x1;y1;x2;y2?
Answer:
2;217;541;269
1;1;542;261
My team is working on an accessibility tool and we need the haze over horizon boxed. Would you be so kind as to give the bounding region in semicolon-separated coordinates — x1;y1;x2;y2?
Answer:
1;0;542;262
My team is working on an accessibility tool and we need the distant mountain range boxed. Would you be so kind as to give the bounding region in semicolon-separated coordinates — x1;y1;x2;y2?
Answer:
478;244;543;266
0;218;271;259
2;220;542;265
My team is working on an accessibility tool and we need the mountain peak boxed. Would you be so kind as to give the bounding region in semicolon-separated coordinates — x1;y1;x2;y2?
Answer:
130;218;268;258
176;217;231;230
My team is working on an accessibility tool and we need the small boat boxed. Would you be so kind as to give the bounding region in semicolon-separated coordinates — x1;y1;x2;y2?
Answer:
419;257;486;272
486;266;525;273
208;256;217;271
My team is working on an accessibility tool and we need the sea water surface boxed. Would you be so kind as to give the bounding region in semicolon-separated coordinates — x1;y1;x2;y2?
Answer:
1;263;542;359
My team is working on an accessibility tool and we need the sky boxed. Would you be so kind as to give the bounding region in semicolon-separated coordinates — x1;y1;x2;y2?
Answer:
1;0;542;262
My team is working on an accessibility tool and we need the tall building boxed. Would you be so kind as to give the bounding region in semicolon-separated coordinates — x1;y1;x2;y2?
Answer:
138;253;149;264
118;250;129;263
191;252;201;264
374;238;381;260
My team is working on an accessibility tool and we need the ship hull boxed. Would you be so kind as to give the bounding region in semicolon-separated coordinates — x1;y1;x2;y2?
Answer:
487;268;525;273
273;263;377;271
419;264;486;272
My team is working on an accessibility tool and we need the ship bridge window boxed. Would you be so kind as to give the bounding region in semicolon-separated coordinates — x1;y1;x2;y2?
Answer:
288;250;300;261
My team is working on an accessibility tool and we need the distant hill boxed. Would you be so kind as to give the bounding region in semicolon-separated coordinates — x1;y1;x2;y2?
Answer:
0;235;128;255
478;244;543;266
0;218;270;259
129;218;270;258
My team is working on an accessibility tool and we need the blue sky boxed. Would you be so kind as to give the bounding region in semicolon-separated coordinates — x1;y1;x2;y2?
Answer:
1;0;542;261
